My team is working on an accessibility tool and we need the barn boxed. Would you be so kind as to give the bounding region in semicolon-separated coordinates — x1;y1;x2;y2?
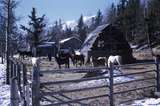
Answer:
80;24;135;66
59;36;82;50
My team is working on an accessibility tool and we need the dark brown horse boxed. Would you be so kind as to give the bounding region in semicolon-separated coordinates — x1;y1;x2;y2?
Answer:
55;49;74;69
17;50;32;59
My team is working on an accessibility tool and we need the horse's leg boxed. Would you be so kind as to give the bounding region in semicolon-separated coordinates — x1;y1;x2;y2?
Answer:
82;57;85;66
59;64;61;69
116;56;123;73
68;59;70;68
80;60;82;66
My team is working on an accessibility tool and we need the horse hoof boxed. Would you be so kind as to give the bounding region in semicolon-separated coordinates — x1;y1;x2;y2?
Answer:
39;73;43;76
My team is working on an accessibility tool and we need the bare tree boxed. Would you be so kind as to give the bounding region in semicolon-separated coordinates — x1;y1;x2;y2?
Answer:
0;0;19;84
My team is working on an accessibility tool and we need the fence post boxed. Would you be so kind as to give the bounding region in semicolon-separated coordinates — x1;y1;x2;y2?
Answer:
13;63;17;78
155;56;160;93
22;64;27;86
32;58;40;106
17;63;21;88
11;77;20;106
10;61;13;79
109;63;114;106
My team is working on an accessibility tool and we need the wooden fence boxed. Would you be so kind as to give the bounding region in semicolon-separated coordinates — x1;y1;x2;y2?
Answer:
8;57;160;106
9;58;29;106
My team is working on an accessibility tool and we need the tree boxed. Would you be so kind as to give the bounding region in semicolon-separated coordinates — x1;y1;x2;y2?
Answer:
107;3;117;24
0;0;19;53
116;0;128;38
47;19;64;42
125;0;146;42
0;0;19;84
77;14;87;42
95;9;103;26
65;26;73;38
21;8;46;48
147;0;160;44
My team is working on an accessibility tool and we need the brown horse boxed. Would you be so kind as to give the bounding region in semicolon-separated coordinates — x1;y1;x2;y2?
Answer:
55;49;74;69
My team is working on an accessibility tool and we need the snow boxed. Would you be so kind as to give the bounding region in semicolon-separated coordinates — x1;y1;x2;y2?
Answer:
67;69;135;89
75;50;81;55
63;20;77;30
62;15;95;30
60;37;73;43
13;54;20;59
132;98;160;106
32;57;39;66
59;36;82;44
121;98;160;106
0;62;10;106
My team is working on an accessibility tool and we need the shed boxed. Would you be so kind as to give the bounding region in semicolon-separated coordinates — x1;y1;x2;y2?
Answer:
36;42;58;57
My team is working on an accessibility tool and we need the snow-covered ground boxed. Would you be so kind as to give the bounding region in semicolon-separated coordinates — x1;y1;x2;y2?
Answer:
0;62;10;106
132;98;160;106
121;98;160;106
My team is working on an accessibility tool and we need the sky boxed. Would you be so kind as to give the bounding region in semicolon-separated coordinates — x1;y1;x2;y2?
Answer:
16;0;118;25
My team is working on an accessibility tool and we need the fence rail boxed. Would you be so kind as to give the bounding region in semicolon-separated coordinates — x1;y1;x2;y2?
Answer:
8;56;160;106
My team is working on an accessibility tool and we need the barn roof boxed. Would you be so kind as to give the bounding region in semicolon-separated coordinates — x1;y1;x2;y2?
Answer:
59;36;82;44
43;42;56;45
80;24;109;55
59;36;83;49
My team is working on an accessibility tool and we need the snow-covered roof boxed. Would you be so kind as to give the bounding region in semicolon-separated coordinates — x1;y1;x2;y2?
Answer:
80;24;109;55
60;37;73;43
59;36;82;44
43;42;55;45
37;44;53;48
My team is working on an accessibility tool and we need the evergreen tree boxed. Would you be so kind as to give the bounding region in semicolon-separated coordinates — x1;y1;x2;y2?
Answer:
47;19;64;42
116;0;128;39
125;0;146;42
65;26;73;38
77;14;87;42
21;8;46;47
107;3;117;24
95;9;103;26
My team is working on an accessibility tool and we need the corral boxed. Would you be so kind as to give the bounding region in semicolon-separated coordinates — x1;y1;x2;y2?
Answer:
8;51;160;106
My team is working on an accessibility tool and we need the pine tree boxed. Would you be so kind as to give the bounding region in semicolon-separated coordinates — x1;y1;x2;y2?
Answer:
116;0;128;39
77;14;87;42
107;3;117;24
147;0;160;43
95;9;103;26
65;26;73;38
21;8;46;47
125;0;146;43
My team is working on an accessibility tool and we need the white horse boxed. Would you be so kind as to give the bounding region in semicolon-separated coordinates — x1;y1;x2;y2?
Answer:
107;55;122;68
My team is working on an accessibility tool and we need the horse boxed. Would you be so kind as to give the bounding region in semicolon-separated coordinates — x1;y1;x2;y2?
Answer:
72;51;85;67
107;55;122;68
17;50;32;59
55;49;74;69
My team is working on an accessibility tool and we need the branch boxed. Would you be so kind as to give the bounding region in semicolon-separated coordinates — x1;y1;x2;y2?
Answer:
20;25;33;34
